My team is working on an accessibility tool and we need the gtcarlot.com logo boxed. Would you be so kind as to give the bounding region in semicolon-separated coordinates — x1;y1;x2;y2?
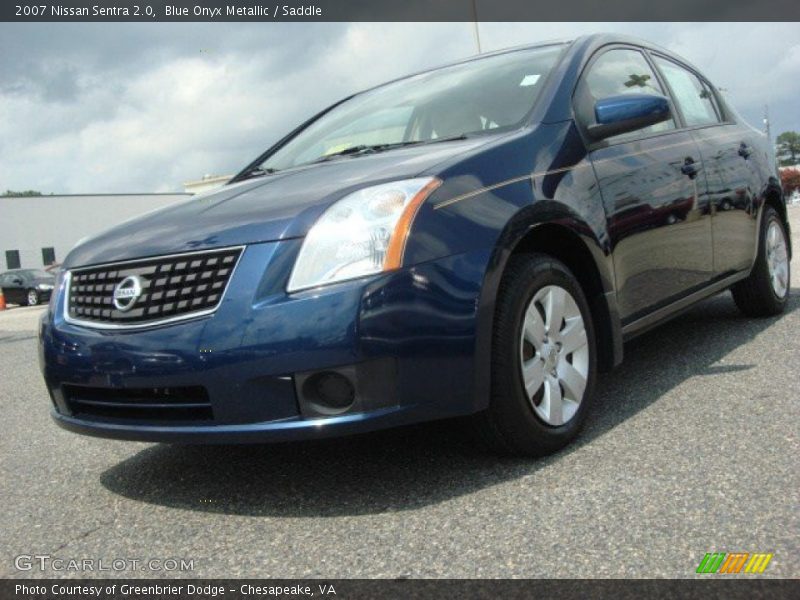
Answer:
14;554;194;572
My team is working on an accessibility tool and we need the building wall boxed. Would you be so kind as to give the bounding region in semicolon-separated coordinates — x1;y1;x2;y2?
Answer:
184;174;231;194
0;194;190;271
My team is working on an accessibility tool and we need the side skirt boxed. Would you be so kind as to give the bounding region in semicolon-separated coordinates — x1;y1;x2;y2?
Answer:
621;271;750;342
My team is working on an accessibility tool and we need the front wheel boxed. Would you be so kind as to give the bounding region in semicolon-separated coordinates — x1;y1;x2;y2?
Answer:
26;289;40;306
474;253;597;457
731;206;790;317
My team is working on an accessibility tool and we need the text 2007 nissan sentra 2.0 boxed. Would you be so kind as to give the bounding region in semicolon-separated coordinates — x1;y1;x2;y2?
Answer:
39;34;791;456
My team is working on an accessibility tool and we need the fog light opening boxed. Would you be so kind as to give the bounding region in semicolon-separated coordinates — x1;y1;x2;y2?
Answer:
302;371;356;414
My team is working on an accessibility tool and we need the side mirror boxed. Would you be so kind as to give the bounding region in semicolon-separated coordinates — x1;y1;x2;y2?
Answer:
11;277;24;285
587;94;671;140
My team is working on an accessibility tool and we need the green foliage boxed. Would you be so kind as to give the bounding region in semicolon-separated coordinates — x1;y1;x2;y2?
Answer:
776;131;800;166
2;190;44;197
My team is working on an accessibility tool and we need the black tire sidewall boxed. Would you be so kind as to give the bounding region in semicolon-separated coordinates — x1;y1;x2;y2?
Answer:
490;254;597;454
731;206;790;317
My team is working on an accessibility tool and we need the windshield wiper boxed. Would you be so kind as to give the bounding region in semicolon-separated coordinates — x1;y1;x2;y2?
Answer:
312;135;469;165
312;142;417;162
313;145;376;162
235;134;473;182
237;166;279;181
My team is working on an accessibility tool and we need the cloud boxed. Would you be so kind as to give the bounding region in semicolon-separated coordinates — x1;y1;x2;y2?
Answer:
0;22;798;193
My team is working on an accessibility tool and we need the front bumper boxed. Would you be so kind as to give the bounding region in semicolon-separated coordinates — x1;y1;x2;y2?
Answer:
50;405;423;444
40;241;492;442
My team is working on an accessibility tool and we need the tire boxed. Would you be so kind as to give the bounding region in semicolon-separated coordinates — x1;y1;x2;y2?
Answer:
474;253;597;457
26;289;40;306
731;206;790;317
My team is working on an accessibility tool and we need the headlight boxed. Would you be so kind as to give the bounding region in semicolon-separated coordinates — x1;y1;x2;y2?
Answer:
37;283;54;291
287;177;441;292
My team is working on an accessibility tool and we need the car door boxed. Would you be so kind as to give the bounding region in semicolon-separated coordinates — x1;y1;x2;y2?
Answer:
650;54;761;276
575;46;714;322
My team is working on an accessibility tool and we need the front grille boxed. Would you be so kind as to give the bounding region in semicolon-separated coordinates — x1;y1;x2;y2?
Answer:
63;385;213;422
66;247;242;327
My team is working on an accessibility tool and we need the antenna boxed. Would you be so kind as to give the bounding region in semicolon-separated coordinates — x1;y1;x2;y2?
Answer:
470;0;482;54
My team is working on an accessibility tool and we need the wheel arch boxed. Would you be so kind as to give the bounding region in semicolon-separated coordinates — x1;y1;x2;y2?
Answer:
471;205;623;413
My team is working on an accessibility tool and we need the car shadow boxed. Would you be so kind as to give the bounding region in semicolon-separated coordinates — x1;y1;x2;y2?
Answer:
100;291;799;517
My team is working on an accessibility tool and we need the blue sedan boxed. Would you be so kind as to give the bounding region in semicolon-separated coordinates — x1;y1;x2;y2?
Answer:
40;34;790;455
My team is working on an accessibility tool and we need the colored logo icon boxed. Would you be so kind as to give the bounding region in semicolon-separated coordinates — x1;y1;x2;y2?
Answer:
696;552;773;574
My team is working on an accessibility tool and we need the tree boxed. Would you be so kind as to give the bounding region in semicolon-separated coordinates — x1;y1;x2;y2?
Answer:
2;190;43;197
780;168;800;195
625;73;652;89
776;131;800;166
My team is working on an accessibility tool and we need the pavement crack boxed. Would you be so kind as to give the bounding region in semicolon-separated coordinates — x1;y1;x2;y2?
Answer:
51;520;115;554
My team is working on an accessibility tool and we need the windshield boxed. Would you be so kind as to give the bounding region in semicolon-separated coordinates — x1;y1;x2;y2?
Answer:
257;44;566;172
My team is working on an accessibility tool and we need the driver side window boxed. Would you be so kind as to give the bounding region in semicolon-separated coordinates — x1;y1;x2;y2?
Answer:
577;48;676;142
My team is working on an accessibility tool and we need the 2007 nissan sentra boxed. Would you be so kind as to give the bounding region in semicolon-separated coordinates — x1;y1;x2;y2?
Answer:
39;34;791;456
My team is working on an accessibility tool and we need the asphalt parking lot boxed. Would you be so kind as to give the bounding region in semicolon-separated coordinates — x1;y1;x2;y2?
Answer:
1;209;798;580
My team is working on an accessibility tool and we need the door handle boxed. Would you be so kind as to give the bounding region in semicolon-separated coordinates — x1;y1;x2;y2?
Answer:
738;143;752;159
681;157;701;179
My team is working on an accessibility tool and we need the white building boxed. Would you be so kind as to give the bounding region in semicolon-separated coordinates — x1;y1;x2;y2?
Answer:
184;174;232;194
0;193;190;271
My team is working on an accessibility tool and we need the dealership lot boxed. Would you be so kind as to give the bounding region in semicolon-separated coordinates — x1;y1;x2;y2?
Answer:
1;209;798;579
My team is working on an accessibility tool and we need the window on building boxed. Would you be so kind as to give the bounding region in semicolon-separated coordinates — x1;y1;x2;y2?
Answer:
5;250;21;270
42;247;56;266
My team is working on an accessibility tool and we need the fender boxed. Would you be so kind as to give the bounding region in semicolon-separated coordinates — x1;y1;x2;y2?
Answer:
765;178;792;258
469;201;623;413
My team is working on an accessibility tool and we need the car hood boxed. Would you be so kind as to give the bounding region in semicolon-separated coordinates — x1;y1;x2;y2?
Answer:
64;137;491;268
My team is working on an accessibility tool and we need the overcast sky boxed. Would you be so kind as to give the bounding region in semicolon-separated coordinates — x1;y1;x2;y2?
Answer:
1;22;798;194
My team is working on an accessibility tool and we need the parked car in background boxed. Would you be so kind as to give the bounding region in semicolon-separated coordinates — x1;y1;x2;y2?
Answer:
0;269;55;306
40;34;791;456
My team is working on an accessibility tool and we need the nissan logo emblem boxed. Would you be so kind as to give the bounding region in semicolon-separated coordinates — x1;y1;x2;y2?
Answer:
112;275;143;312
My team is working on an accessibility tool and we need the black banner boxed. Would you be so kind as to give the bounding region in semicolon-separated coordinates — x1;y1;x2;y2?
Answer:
4;579;800;600
3;0;800;22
